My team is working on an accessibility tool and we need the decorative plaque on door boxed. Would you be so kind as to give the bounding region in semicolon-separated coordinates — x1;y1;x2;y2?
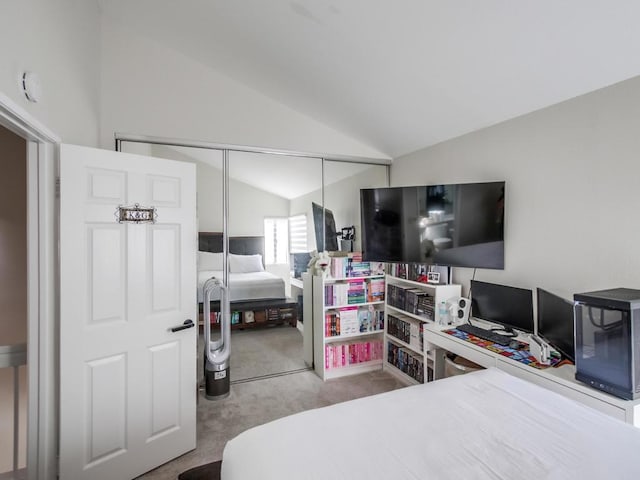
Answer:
116;204;157;224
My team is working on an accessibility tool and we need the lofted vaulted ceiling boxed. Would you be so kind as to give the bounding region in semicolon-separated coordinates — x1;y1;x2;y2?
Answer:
99;1;640;158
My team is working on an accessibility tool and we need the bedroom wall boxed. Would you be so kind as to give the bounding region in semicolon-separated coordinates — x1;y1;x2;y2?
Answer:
0;0;101;145
391;75;640;301
100;20;388;159
0;126;28;472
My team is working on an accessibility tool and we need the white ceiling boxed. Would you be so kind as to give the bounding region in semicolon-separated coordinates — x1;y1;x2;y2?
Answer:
99;1;640;158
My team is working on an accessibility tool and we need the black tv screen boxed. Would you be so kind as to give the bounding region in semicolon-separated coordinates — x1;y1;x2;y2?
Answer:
537;288;575;362
312;202;339;252
360;181;505;269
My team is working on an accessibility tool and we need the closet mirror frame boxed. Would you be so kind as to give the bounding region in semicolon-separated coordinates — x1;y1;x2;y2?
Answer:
115;134;391;263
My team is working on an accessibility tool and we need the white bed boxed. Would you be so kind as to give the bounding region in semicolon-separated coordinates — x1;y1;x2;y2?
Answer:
197;270;286;303
221;368;640;479
197;250;286;303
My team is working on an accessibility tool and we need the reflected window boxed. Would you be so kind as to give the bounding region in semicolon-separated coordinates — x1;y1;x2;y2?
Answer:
288;214;308;254
264;217;289;265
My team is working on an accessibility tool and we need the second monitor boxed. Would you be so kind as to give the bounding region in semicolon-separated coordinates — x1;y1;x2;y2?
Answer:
537;288;575;362
470;280;534;334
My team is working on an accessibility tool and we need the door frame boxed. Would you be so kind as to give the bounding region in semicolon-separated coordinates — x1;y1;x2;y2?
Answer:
0;91;59;479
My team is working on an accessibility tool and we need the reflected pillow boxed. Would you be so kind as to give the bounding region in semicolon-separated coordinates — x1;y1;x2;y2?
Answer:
198;251;223;271
230;254;264;273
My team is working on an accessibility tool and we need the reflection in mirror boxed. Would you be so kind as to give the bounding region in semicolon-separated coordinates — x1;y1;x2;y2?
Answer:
118;141;389;383
228;151;322;289
322;160;389;254
119;141;224;233
118;143;389;273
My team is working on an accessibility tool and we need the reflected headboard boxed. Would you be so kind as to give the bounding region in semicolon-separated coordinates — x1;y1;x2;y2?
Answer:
198;232;265;261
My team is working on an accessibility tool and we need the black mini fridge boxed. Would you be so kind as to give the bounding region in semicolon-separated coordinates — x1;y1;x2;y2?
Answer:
574;288;640;400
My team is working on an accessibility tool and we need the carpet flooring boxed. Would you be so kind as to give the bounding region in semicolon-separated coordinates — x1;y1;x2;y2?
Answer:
137;326;406;480
228;325;306;381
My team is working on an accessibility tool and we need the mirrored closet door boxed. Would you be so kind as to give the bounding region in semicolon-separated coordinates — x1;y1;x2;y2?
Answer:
119;140;389;385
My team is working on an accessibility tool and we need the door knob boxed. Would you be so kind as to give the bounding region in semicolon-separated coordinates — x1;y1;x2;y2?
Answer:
170;319;194;332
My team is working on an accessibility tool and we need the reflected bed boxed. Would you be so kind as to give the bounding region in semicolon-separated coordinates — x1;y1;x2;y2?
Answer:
197;232;286;304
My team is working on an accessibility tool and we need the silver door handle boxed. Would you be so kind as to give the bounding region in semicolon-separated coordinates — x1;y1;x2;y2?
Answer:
170;319;194;332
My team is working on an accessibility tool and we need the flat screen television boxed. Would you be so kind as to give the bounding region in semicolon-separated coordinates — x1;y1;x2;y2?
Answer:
537;288;575;362
312;202;339;252
470;280;534;334
360;181;505;269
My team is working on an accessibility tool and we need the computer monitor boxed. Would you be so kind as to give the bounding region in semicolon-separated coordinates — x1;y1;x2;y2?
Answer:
470;280;534;333
290;252;312;278
537;288;575;362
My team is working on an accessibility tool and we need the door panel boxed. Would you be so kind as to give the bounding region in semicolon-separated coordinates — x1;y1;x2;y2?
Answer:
150;225;180;313
60;144;197;480
87;168;126;203
149;341;180;437
89;225;126;324
85;354;127;465
149;174;182;206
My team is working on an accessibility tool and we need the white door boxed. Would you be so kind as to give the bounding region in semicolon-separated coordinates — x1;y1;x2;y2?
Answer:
59;145;197;480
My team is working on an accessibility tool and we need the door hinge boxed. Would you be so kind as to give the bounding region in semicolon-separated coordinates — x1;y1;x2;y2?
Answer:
55;177;60;199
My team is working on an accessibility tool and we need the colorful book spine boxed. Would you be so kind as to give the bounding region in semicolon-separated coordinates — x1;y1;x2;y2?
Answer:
324;339;383;370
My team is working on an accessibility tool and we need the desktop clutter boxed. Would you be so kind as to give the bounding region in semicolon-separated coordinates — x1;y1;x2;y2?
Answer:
438;281;640;399
436;282;563;368
438;297;557;368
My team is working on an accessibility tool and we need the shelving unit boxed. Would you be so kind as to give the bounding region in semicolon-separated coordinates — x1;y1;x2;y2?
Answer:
312;274;386;380
198;298;298;330
383;275;461;385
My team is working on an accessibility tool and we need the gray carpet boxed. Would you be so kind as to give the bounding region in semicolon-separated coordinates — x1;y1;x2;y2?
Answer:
137;326;406;480
228;325;305;381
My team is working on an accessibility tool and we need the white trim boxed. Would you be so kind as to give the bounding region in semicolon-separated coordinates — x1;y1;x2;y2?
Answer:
115;133;392;165
27;141;40;477
0;91;59;480
0;92;59;144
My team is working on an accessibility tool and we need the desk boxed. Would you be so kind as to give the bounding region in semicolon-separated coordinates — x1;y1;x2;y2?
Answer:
424;321;640;426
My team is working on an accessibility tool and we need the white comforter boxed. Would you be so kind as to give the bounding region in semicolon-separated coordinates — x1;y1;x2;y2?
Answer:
197;270;286;303
222;368;640;479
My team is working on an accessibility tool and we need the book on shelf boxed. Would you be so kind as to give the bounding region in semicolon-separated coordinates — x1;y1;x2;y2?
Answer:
367;277;385;302
357;306;384;332
324;339;383;370
347;279;365;304
328;253;383;278
338;306;359;335
387;283;433;320
325;311;340;337
387;342;424;383
326;305;384;337
325;277;386;307
387;314;424;351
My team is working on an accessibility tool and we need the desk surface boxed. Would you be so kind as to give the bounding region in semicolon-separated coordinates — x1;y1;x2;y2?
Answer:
290;277;304;289
424;320;640;424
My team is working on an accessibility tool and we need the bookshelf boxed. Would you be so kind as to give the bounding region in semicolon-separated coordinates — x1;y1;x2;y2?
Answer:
312;272;386;380
384;274;461;385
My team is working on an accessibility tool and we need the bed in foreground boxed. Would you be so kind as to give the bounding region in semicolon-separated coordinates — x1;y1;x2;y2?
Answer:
221;368;640;479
